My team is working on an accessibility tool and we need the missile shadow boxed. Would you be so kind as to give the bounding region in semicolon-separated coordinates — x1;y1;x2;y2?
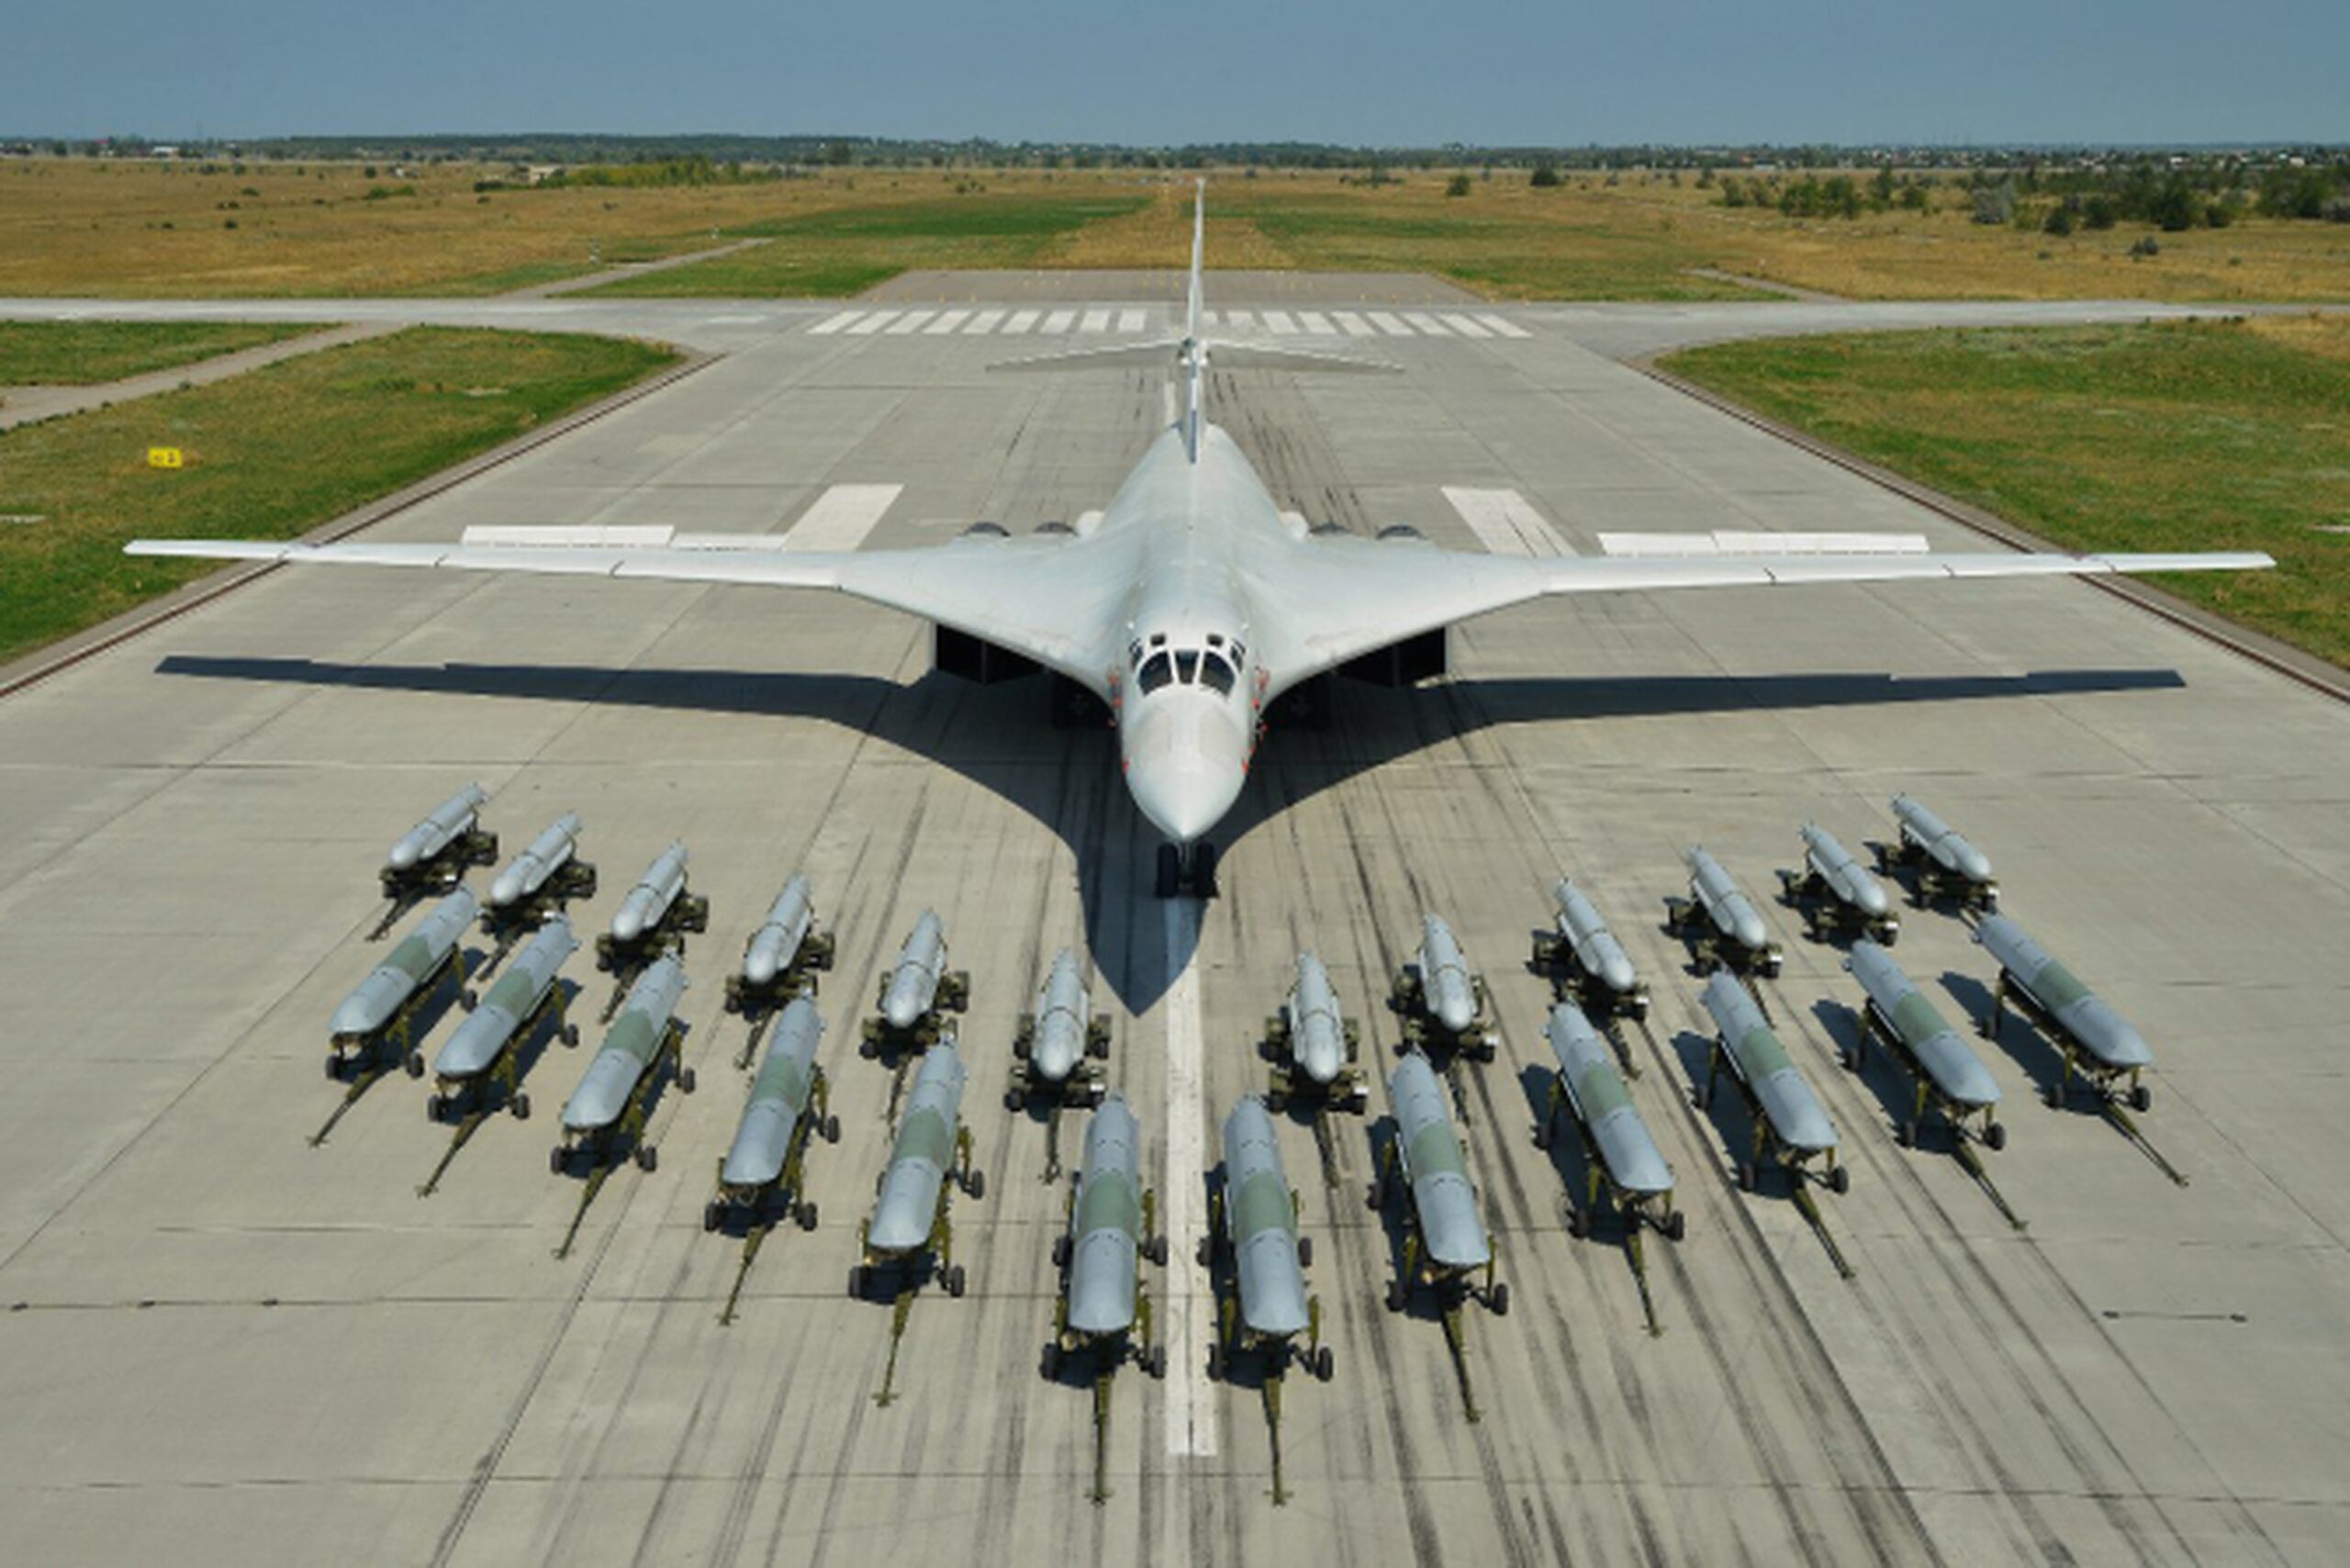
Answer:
1940;969;2072;1105
156;655;2185;1014
1806;997;1937;1141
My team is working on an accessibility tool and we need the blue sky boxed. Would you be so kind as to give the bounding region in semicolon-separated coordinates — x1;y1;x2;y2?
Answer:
8;0;2345;145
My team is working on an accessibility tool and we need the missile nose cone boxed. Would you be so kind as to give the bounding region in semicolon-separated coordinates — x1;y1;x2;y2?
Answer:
1731;910;1769;951
1957;846;1994;882
1599;952;1637;993
490;869;525;906
1435;987;1477;1035
610;909;643;943
330;996;375;1037
744;949;778;988
1854;881;1889;918
883;987;924;1031
387;841;419;871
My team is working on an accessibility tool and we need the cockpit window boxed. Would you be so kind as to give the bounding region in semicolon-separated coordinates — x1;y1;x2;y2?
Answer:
1137;653;1173;693
1206;633;1224;648
1174;651;1201;685
1230;641;1247;666
1128;641;1144;668
1200;653;1237;695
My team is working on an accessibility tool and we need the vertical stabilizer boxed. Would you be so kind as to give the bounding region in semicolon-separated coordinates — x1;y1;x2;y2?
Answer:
1183;179;1205;462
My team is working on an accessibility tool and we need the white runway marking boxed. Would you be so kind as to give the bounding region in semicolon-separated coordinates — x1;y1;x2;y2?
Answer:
1040;309;1076;334
923;309;970;334
1368;311;1413;335
781;483;902;553
1444;314;1492;338
1080;308;1112;332
845;311;896;335
1161;898;1218;1460
1331;311;1375;336
703;313;768;325
1003;309;1041;334
963;309;1005;334
1117;308;1147;333
1443;486;1577;556
1295;311;1333;334
1259;309;1297;335
1404;311;1450;335
1222;308;1257;332
884;310;933;334
1475;312;1532;339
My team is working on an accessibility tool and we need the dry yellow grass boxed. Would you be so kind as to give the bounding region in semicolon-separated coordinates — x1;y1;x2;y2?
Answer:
2244;311;2350;361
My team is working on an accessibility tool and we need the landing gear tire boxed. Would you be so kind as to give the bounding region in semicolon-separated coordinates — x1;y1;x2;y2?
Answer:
1665;1211;1688;1243
1829;1165;1851;1196
2131;1084;2153;1113
1986;1122;2009;1152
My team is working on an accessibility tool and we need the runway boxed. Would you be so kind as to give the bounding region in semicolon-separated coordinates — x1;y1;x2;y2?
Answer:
1;291;2345;1565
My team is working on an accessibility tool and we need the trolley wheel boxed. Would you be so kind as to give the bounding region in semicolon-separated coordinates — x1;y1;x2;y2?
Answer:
2043;1081;2065;1109
1895;1120;1915;1148
678;1066;697;1094
859;1035;880;1060
1264;1088;1286;1114
1147;1345;1168;1381
964;1168;985;1201
797;1201;818;1232
823;1114;842;1144
1004;1088;1023;1112
425;1095;443;1124
1315;1345;1335;1383
460;988;478;1012
2131;1084;2153;1113
511;1092;532;1121
1531;1122;1551;1151
848;1265;867;1299
1829;1165;1851;1196
1736;1161;1757;1193
1665;1210;1688;1243
1205;1343;1226;1383
1052;1235;1071;1270
1296;1236;1313;1269
1042;1343;1062;1380
1146;1234;1169;1268
562;1024;580;1047
325;1053;343;1081
1489;1281;1511;1317
1566;1207;1589;1239
946;1264;967;1299
1385;1279;1408;1313
703;1201;722;1233
550;1147;568;1177
1196;1235;1214;1269
636;1144;658;1173
405;1051;425;1079
1986;1122;2009;1152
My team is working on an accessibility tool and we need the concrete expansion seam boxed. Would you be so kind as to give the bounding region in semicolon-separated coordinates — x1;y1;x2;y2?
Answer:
0;347;720;701
1630;355;2350;708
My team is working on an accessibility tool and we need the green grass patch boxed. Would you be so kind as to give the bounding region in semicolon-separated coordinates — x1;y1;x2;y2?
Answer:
0;319;317;386
1662;319;2350;666
586;193;1148;297
0;325;678;663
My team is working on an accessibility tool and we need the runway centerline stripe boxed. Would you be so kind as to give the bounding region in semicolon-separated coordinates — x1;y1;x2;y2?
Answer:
1080;308;1112;333
963;309;1005;334
807;311;861;335
923;310;971;335
884;310;934;334
1161;899;1218;1460
1475;312;1532;339
1368;311;1413;336
1443;485;1578;556
1331;311;1375;337
780;483;902;553
845;311;896;335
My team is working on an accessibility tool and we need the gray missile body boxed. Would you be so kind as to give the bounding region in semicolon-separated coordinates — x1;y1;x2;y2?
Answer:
1801;823;1890;920
1685;847;1772;955
1976;917;2149;1072
868;1043;969;1254
1284;951;1349;1085
1416;915;1480;1036
1545;1003;1673;1199
1847;940;2001;1110
880;910;950;1032
1555;879;1638;996
1385;1052;1492;1272
1064;1093;1146;1337
1887;795;1998;908
563;955;688;1133
722;997;826;1190
387;784;487;873
332;887;477;1039
433;916;576;1081
1699;971;1842;1182
489;813;580;908
1220;1096;1312;1338
610;842;689;945
1026;948;1094;1084
742;876;816;989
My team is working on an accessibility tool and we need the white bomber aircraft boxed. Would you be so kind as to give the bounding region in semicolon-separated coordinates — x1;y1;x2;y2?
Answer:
129;185;2272;899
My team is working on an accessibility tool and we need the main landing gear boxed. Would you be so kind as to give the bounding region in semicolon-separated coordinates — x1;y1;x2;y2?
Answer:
1154;841;1219;900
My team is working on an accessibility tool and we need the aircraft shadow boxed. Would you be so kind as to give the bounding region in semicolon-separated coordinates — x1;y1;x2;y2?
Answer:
158;655;2185;1014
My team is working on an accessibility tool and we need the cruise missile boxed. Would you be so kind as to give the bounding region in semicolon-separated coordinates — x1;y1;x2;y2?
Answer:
1885;794;1998;909
708;995;839;1231
1673;848;1784;977
1539;1002;1682;1239
738;874;833;991
1780;823;1899;943
1975;915;2154;1109
610;842;689;945
555;952;691;1172
1375;1051;1508;1314
1263;950;1367;1111
853;1040;982;1297
330;886;477;1058
421;914;577;1119
488;812;588;910
1204;1095;1331;1380
1009;947;1110;1106
1393;913;1499;1059
1532;878;1648;1019
1845;939;2004;1148
386;784;488;875
1046;1093;1168;1368
1696;971;1845;1193
865;910;968;1049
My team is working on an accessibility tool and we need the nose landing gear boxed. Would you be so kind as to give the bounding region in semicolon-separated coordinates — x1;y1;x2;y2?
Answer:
1154;841;1219;900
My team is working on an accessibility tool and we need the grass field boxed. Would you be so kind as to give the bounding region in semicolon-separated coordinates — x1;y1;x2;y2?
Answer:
0;326;677;664
0;319;314;385
4;158;2344;302
1662;316;2350;667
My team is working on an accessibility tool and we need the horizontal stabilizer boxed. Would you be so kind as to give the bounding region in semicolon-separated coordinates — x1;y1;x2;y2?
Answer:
1600;531;1932;557
1207;342;1399;375
987;340;1185;374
